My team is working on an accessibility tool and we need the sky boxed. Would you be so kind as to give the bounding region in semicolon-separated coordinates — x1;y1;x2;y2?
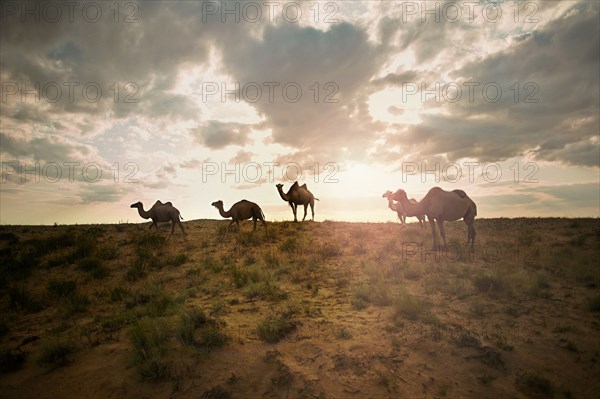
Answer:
0;0;598;225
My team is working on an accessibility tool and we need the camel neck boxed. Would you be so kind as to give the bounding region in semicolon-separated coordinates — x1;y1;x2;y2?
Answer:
277;188;290;201
399;194;424;214
217;206;231;218
137;205;150;219
386;197;395;210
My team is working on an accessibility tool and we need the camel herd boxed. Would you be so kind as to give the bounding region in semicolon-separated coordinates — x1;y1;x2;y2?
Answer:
130;184;477;250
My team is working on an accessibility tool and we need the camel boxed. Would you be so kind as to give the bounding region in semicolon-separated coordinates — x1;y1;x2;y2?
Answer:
130;200;185;239
391;187;477;251
211;199;267;235
276;181;319;222
382;191;425;229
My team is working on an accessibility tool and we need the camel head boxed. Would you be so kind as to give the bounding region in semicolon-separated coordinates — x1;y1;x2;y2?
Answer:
382;191;393;199
275;183;284;190
130;201;142;208
211;200;223;209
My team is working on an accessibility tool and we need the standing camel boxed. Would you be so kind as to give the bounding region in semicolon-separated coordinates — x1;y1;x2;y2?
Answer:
276;182;319;222
382;191;425;229
211;200;267;235
391;187;477;250
130;200;186;240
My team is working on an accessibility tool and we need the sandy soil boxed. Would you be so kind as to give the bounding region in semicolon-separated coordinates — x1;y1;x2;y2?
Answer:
0;218;598;398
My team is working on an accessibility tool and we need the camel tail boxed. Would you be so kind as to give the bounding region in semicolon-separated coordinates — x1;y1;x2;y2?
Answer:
314;197;320;201
179;212;184;220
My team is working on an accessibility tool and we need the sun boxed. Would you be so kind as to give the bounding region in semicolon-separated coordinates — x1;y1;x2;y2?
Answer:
368;87;424;125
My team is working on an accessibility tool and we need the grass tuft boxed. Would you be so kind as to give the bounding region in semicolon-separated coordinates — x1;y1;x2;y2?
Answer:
128;317;171;381
36;337;76;368
256;315;296;343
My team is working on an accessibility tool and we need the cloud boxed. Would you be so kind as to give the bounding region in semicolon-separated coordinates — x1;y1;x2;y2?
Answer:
376;2;599;167
78;184;127;204
229;150;254;164
218;21;386;162
191;120;252;149
0;132;92;163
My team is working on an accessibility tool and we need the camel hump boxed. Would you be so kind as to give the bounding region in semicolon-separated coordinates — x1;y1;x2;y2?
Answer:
300;183;308;190
290;181;300;190
452;189;467;198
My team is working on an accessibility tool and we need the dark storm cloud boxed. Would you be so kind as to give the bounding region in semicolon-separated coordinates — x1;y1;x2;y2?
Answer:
0;1;252;128
218;21;386;161
0;132;91;162
192;120;252;149
384;2;599;166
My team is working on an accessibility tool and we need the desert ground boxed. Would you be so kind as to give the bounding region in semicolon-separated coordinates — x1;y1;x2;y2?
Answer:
0;218;598;399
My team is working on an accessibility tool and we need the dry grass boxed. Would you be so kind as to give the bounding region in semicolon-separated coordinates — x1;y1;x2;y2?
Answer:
0;218;598;398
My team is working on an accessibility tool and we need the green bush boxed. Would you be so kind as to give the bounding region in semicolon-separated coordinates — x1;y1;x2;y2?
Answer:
244;279;288;301
47;279;77;298
61;294;90;317
257;316;296;343
128;318;170;381
516;371;554;398
77;257;103;272
8;285;42;312
587;295;600;312
393;295;431;321
36;337;76;368
0;349;27;373
125;259;147;282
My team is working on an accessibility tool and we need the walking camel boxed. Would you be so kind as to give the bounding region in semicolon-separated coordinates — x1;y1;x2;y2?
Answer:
130;200;186;240
391;187;477;250
382;191;425;229
211;199;267;235
276;181;319;222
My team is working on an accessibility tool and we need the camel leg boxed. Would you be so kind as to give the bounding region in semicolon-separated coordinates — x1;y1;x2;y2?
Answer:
251;217;257;235
465;219;476;253
302;204;308;222
226;220;236;237
310;201;315;221
437;219;447;249
399;214;407;229
429;217;437;249
262;219;268;234
292;204;298;222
